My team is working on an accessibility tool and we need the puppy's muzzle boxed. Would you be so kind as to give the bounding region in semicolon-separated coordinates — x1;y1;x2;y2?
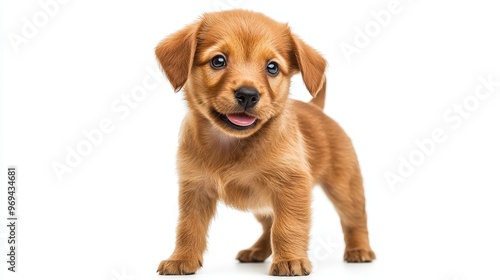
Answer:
234;87;260;109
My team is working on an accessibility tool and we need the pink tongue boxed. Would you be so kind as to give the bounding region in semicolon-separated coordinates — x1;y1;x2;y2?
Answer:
226;113;257;126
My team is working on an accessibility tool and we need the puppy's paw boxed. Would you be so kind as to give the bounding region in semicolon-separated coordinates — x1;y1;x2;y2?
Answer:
157;258;202;275
344;248;376;263
236;247;271;263
269;258;312;276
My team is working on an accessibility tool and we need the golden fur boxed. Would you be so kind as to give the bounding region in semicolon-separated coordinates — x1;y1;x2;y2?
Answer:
155;10;375;276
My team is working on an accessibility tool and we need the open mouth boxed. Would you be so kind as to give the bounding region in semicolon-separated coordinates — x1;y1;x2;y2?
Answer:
213;110;257;130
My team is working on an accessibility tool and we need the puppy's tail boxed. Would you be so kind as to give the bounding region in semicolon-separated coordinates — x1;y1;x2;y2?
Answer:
309;77;326;110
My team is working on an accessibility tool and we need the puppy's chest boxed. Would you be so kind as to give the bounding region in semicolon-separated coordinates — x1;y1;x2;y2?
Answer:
212;165;273;214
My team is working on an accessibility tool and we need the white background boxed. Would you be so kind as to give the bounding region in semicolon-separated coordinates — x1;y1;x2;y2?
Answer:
1;0;500;279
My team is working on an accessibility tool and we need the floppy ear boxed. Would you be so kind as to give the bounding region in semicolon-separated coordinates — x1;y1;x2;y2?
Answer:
155;22;200;92
291;34;327;97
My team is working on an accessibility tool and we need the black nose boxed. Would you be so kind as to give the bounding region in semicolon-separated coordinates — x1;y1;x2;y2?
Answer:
234;87;260;109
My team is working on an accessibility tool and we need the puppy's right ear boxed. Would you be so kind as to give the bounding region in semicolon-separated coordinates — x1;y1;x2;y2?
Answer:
155;22;200;92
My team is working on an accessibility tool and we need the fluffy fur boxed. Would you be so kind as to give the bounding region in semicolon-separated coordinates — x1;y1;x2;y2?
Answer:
155;10;375;276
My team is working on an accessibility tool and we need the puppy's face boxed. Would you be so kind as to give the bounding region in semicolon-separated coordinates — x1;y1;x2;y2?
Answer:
156;10;326;138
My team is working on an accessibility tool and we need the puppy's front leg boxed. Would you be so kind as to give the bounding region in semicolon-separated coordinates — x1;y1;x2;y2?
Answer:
157;182;218;275
270;176;312;276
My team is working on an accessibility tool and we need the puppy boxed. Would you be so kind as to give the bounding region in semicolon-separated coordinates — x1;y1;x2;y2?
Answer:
155;10;375;276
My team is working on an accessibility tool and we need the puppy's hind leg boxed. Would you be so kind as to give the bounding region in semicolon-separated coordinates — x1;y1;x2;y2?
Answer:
321;164;376;263
236;214;273;263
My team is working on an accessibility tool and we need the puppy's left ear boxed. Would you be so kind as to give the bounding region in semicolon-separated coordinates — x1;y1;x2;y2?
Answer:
155;22;200;92
291;34;327;97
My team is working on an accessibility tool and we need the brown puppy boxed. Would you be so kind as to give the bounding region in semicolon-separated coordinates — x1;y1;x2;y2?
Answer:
155;10;375;276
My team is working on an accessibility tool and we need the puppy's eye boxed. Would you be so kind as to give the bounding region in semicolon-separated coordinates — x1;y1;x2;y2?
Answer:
266;61;279;76
210;55;227;70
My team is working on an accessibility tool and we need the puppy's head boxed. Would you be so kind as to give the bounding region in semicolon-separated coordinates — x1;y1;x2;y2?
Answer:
156;10;326;138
